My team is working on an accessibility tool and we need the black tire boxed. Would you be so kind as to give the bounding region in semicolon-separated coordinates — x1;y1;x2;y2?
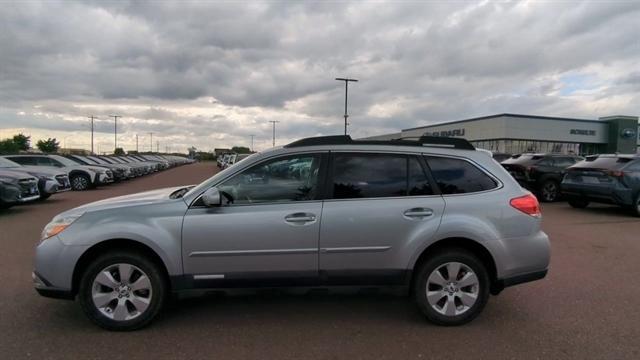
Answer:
631;194;640;217
70;174;91;191
414;248;490;326
0;200;14;209
78;251;166;331
568;197;589;209
38;193;52;201
539;179;560;202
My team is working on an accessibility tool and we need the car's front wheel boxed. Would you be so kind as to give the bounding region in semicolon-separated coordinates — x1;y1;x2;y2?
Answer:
70;174;91;191
78;251;166;331
414;249;490;326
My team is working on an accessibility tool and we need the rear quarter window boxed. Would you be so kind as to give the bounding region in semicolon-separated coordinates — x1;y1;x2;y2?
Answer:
425;156;498;194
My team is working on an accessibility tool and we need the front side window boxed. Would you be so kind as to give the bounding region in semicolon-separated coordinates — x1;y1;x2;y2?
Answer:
217;154;320;204
426;156;498;194
331;153;412;199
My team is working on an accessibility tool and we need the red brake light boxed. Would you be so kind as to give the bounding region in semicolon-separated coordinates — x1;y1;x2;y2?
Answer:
510;194;541;218
607;170;624;177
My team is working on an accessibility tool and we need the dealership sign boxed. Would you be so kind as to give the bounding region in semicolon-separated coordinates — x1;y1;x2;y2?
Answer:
569;129;596;136
424;129;466;137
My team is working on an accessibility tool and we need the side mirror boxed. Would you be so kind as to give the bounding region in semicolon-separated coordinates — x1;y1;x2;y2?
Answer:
201;187;221;207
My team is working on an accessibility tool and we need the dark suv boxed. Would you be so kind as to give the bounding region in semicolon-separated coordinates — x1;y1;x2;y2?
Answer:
561;154;640;216
501;154;583;202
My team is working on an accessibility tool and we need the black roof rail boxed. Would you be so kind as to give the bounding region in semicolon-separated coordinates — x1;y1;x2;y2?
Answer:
284;135;475;150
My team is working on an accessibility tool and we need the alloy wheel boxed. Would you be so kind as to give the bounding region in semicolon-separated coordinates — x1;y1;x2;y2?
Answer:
426;262;479;316
72;176;89;190
91;263;153;322
541;181;558;202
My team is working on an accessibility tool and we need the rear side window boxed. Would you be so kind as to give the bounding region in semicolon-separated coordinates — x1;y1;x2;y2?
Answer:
425;156;498;194
332;153;407;199
408;156;434;196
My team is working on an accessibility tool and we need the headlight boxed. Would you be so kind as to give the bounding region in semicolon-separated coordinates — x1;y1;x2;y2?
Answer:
41;214;83;241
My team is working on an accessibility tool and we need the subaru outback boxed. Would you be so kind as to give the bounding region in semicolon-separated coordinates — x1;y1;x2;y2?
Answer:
34;135;550;330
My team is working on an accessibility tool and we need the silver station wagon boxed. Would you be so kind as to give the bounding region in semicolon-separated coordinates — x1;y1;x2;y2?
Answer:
34;135;550;330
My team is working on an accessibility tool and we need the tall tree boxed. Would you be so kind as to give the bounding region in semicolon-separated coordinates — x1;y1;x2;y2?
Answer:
12;133;30;151
36;138;60;153
0;139;19;154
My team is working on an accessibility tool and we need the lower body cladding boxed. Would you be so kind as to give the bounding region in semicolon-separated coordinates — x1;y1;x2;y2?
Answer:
33;232;550;300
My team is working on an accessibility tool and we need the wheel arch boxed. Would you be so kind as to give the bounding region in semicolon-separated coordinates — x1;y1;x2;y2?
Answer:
71;238;171;296
409;237;501;295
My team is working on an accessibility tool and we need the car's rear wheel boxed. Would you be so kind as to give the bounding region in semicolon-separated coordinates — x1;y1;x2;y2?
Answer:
71;174;91;191
539;180;560;202
414;249;489;326
78;251;166;331
568;197;589;208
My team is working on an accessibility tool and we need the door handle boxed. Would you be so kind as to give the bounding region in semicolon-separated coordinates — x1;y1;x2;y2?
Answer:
284;212;317;223
403;208;434;218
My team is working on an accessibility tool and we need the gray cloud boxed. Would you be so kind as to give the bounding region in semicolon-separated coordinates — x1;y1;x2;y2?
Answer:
0;1;639;152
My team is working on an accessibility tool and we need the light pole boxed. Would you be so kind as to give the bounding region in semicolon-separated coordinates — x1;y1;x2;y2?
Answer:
135;134;139;152
110;115;121;151
249;134;255;152
269;121;279;147
149;132;153;153
88;115;96;154
335;77;358;135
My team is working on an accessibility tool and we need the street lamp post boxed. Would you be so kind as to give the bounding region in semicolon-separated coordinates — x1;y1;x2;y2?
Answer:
268;121;279;147
110;115;121;152
335;77;358;135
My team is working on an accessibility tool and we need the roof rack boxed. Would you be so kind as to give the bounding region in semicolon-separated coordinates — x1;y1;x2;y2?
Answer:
284;135;475;150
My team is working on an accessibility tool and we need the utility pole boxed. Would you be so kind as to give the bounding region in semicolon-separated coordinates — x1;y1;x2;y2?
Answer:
136;134;139;152
110;115;121;151
269;121;279;147
156;141;159;153
149;132;153;153
249;135;255;152
335;77;358;135
88;116;96;154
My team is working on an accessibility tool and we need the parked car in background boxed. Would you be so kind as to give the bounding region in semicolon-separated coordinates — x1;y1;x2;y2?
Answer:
491;152;512;163
4;154;113;191
34;135;549;330
64;155;130;182
561;154;640;216
0;157;70;200
501;153;583;202
0;169;40;208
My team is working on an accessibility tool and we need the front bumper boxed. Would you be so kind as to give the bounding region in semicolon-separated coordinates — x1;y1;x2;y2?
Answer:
97;172;114;184
33;235;88;300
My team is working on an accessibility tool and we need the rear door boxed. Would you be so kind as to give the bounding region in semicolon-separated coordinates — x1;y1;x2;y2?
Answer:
318;152;445;285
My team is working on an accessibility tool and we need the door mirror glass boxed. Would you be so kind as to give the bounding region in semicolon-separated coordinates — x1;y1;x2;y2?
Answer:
201;187;221;207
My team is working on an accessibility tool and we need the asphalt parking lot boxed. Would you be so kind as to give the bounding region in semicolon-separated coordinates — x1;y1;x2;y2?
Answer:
1;161;638;359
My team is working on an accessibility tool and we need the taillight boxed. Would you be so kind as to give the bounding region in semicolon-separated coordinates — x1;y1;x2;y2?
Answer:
510;194;541;218
607;170;624;178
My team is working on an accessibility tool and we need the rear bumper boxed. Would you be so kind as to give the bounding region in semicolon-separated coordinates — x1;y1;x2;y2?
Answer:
500;269;547;288
561;183;632;206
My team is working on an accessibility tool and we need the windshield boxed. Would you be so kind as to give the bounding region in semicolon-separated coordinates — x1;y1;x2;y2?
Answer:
49;155;80;167
0;157;22;168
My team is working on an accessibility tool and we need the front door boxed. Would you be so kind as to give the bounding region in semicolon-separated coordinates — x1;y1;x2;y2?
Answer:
182;153;325;286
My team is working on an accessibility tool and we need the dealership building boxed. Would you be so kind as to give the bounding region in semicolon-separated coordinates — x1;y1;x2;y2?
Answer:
366;113;639;155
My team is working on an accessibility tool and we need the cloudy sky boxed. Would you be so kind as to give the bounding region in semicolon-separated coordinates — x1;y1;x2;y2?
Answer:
1;1;639;153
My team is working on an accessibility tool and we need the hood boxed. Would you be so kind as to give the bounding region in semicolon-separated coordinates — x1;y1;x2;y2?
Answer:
60;185;191;216
0;169;37;181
